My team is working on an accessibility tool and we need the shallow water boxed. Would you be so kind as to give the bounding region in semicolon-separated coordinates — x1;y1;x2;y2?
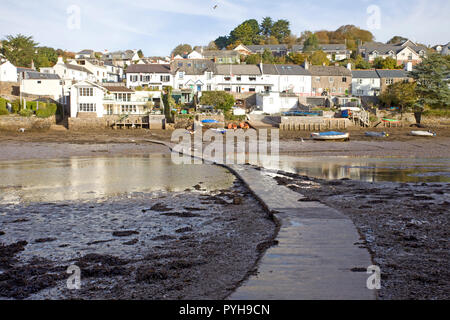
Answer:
267;156;450;183
0;155;235;204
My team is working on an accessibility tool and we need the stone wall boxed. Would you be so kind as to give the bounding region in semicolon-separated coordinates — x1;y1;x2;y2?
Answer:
280;116;353;131
421;116;450;127
0;115;56;131
0;82;19;96
68;115;166;131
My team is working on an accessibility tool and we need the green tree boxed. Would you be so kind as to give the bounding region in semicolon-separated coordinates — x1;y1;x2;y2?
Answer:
261;17;273;37
373;57;399;69
262;49;275;64
310;50;329;66
200;91;235;115
171;44;192;57
409;54;450;109
303;34;320;52
1;34;38;67
214;36;230;50
379;82;418;115
137;50;144;58
354;55;372;69
271;19;291;43
230;20;261;45
35;47;58;69
387;36;408;44
288;52;307;65
245;54;262;65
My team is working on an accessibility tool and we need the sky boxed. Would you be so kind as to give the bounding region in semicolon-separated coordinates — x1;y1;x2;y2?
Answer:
0;0;449;56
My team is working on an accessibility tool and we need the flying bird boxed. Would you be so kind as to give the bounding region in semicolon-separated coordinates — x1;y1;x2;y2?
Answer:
213;4;218;10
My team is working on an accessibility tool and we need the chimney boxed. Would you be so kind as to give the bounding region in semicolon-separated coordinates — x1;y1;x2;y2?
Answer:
260;62;264;75
304;60;309;70
405;62;413;72
57;56;64;64
347;63;352;71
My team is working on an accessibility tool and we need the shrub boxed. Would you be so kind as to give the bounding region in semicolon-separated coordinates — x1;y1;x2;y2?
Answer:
19;109;33;117
0;98;9;115
11;100;21;113
36;103;57;118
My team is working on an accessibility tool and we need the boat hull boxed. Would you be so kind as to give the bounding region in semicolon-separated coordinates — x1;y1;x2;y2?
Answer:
311;132;350;141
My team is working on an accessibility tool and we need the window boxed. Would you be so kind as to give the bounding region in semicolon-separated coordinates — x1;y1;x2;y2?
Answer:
329;77;334;83
106;105;113;115
161;75;170;82
357;90;364;95
79;103;96;112
178;62;183;67
249;76;256;81
342;77;347;83
121;105;137;114
79;88;93;96
37;81;42;84
224;76;231;81
236;76;242;81
316;77;320;82
386;78;394;85
249;87;256;92
358;79;363;85
206;72;212;80
207;85;212;91
179;72;185;79
224;87;231;92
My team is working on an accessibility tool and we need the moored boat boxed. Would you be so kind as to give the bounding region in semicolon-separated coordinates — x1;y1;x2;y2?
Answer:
411;130;436;137
311;131;350;141
365;131;389;138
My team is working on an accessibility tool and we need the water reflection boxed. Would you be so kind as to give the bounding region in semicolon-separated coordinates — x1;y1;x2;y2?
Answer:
0;155;235;204
265;156;450;183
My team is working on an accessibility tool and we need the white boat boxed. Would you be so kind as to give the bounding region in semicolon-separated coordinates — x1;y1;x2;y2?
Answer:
311;131;350;141
411;131;436;137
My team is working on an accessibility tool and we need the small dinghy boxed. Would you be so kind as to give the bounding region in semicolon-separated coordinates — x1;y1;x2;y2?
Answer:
411;130;436;137
365;131;389;138
201;119;219;124
311;131;350;141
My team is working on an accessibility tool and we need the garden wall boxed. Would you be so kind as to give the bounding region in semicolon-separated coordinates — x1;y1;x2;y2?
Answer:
0;115;56;131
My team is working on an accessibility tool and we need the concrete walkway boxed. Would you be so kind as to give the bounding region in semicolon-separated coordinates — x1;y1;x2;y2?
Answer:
145;139;376;300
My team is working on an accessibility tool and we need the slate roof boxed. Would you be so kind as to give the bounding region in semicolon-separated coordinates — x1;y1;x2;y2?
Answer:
351;70;379;79
375;69;409;78
202;50;240;58
262;64;310;76
247;45;288;52
359;41;427;55
103;85;134;92
65;63;93;74
126;64;171;74
171;59;215;75
309;65;352;76
77;49;94;55
24;71;61;80
215;64;261;76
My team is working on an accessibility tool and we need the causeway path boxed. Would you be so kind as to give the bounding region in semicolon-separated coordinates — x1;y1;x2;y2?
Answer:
146;139;376;300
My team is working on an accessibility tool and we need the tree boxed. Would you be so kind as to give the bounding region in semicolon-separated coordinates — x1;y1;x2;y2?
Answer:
1;34;38;67
262;49;275;64
379;82;418;115
230;20;261;45
373;57;399;69
244;54;261;65
288;52;307;65
137;50;144;58
214;36;230;50
271;19;291;43
171;44;192;57
261;17;273;37
315;30;330;44
35;47;58;69
298;31;313;44
265;36;279;45
409;54;450;109
303;34;320;52
207;41;218;50
387;36;408;44
354;55;372;69
200;91;235;115
310;50;329;66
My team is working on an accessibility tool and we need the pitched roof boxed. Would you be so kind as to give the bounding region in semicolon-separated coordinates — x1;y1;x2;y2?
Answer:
262;64;310;76
171;59;215;75
24;71;61;80
309;65;352;76
359;41;427;55
215;64;261;76
77;49;94;55
102;85;134;92
126;64;171;74
375;69;409;78
65;63;93;74
202;50;240;58
352;70;379;78
105;50;138;60
247;45;288;52
319;44;348;52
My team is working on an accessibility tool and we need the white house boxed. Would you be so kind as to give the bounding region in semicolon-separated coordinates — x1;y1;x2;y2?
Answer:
69;81;157;118
102;50;141;68
262;64;312;95
41;57;95;82
358;39;427;66
126;64;172;90
20;71;63;101
187;51;203;59
213;64;275;94
75;49;95;59
351;70;381;96
0;60;17;82
256;92;299;114
68;59;108;83
105;62;124;83
172;59;215;93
